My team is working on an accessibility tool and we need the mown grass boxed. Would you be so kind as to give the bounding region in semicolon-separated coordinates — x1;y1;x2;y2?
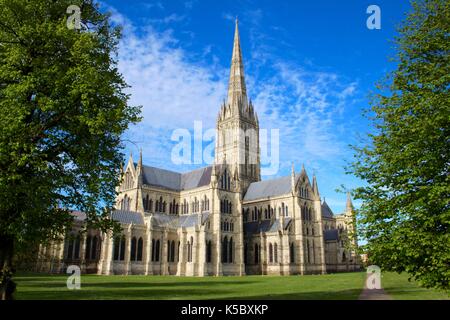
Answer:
13;271;448;300
381;272;449;300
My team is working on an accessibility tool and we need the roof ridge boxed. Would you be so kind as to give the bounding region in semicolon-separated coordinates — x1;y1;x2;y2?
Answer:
142;163;212;176
181;165;212;176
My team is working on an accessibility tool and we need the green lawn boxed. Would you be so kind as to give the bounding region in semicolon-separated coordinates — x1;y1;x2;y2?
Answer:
382;272;449;300
13;271;448;300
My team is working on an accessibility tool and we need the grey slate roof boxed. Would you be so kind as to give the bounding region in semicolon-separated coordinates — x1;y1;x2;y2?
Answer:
321;200;334;218
244;218;291;235
71;210;145;225
140;164;212;191
244;175;299;201
111;210;145;225
151;212;210;230
181;166;212;190
324;229;339;241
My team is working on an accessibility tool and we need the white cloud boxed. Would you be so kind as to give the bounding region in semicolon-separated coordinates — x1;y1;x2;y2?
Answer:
104;5;364;214
106;9;227;170
142;2;164;11
109;8;358;179
148;13;186;24
254;62;358;166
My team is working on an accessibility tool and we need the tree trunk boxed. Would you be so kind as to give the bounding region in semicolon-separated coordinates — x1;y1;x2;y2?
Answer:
0;234;16;300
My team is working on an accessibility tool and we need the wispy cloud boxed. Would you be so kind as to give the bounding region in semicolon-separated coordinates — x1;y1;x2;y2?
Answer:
107;6;361;213
148;13;186;24
255;62;358;163
104;3;368;213
142;2;164;11
106;9;227;170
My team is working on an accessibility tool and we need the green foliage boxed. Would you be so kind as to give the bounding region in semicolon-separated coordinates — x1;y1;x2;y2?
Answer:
350;0;449;291
0;0;140;252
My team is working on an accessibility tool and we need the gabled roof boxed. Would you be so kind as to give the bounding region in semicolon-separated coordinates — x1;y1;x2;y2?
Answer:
139;164;212;191
321;200;334;218
244;218;291;235
180;166;212;190
244;175;298;201
111;210;145;225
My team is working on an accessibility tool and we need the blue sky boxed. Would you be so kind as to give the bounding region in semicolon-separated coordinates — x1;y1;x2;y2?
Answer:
101;0;412;214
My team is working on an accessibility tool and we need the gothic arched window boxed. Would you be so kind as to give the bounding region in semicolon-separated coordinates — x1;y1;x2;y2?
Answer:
151;239;155;261
113;236;120;261
290;242;295;263
206;241;212;263
222;236;228;263
254;243;259;264
269;243;273;263
229;237;233;263
73;235;81;259
170;240;175;262
274;243;278;263
155;239;160;262
85;235;92;260
113;235;126;261
131;237;137;261
167;240;171;262
144;195;149;211
119;236;126;261
137;237;143;261
91;236;98;260
66;236;74;259
306;240;310;264
189;237;194;262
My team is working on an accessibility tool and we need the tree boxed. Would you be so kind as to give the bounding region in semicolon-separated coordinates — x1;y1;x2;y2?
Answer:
350;0;449;291
0;0;141;299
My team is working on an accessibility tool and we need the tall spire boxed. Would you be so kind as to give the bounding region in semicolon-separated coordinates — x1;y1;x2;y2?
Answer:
346;192;354;213
312;173;319;197
138;148;143;168
227;18;247;110
136;148;143;186
291;162;296;191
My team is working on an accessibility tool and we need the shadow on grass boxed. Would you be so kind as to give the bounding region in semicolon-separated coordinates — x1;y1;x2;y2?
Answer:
225;289;363;300
383;286;450;300
16;287;234;300
19;280;259;289
16;288;363;300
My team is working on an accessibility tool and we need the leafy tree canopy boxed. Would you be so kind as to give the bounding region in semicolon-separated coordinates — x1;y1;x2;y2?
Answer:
350;0;449;291
0;0;141;276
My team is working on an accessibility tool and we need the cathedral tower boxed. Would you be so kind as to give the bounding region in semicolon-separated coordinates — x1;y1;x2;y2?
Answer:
215;19;261;193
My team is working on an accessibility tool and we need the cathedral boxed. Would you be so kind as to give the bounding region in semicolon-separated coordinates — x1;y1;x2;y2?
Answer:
36;21;360;276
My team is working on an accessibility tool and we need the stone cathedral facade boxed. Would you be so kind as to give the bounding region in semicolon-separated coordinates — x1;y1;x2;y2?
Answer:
37;21;360;276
